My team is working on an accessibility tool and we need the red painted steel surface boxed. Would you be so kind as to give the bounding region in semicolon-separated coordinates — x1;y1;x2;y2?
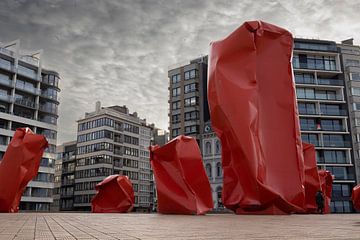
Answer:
318;170;333;214
0;128;48;213
91;175;134;213
352;184;360;210
303;142;322;213
208;20;306;214
150;135;213;214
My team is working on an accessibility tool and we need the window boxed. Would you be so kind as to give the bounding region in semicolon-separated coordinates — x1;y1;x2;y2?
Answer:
184;111;199;121
172;114;180;124
350;72;360;81
184;83;197;93
326;166;354;180
215;140;221;154
323;134;348;147
320;119;343;131
171;74;181;84
216;162;222;177
172;128;180;137
205;141;212;155
300;118;316;131
172;87;181;97
318;150;348;164
296;88;314;99
184;125;198;134
184;97;198;107
354;103;360;111
294;73;315;84
355;118;360;126
184;69;198;80
301;133;319;146
172;101;181;110
298;103;316;115
205;164;212;178
352;87;360;96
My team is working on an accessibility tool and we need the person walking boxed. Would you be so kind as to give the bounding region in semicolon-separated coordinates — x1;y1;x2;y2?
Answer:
316;190;325;214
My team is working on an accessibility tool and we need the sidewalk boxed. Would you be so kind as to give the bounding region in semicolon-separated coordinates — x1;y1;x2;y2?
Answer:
0;213;358;239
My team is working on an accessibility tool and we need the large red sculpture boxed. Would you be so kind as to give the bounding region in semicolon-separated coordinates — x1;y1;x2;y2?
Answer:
150;135;213;214
208;20;306;214
318;170;333;214
352;184;360;210
91;175;134;213
303;142;322;213
0;128;48;212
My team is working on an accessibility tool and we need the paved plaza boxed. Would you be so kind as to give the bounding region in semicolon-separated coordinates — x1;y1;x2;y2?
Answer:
0;213;359;240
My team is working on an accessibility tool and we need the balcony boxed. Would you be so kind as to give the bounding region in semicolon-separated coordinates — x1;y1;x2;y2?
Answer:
0;94;13;103
0;77;13;87
61;179;75;186
15;82;40;95
322;140;351;148
39;105;58;115
0;47;14;57
14;98;37;109
295;78;343;86
293;62;338;72
301;126;347;132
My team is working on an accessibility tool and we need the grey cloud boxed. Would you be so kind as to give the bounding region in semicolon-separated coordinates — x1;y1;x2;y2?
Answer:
0;0;359;143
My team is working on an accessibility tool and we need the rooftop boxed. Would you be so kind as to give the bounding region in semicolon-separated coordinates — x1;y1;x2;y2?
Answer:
0;213;358;239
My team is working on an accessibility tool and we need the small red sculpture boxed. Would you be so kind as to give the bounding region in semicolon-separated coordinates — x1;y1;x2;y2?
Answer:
0;128;48;213
318;170;333;214
91;175;134;213
208;20;305;214
150;135;213;214
352;184;360;210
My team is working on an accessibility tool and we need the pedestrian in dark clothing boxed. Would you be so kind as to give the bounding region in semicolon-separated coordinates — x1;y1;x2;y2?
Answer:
316;190;324;214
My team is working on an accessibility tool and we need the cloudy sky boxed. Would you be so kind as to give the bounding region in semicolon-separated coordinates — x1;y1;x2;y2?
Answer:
0;0;359;144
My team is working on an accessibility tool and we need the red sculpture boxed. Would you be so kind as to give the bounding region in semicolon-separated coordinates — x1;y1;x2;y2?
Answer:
352;184;360;210
91;175;134;213
208;20;306;214
303;142;322;213
150;135;213;214
0;128;48;213
318;170;333;214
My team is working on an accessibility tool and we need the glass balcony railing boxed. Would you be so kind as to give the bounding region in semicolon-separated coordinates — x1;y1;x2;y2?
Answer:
39;105;58;115
0;77;13;87
297;95;343;101
0;94;13;102
318;78;343;86
301;125;347;132
14;98;36;109
322;140;351;148
15;82;40;95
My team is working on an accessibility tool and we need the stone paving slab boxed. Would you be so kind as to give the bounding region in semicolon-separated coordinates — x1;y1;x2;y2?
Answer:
0;213;359;239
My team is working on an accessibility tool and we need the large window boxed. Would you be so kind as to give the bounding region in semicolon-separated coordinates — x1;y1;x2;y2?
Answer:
172;114;181;124
323;134;349;147
172;87;181;97
172;101;181;110
184;97;198;107
301;133;319;146
172;128;180;138
320;119;343;131
352;87;360;96
294;73;315;84
184;83;197;93
326;166;354;180
171;74;181;84
345;59;360;67
317;150;348;164
298;103;316;115
300;118;316;131
184;111;199;121
350;72;360;81
184;69;198;80
184;125;198;134
293;54;336;70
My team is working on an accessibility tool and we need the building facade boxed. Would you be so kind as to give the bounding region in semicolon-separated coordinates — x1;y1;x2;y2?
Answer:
201;121;224;211
52;141;77;211
170;38;360;213
293;38;355;213
73;102;153;211
0;40;60;211
168;56;209;142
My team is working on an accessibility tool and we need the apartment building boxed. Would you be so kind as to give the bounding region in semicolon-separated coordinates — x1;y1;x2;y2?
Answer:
170;38;359;213
0;40;60;211
168;56;209;142
73;102;153;211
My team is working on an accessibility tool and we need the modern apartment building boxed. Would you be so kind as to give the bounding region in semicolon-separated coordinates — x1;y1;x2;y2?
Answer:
293;38;355;213
0;40;60;211
73;102;153;211
338;39;360;185
168;56;209;142
170;38;359;213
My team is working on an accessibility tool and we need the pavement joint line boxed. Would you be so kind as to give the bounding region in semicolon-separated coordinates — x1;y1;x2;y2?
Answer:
55;215;100;240
42;216;57;240
11;215;30;240
63;216;121;240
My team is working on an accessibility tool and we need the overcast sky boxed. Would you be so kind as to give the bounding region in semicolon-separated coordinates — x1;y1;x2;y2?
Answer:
0;0;359;144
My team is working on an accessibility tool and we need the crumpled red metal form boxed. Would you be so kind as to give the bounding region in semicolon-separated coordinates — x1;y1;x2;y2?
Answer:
208;20;306;214
91;175;134;213
303;142;322;213
0;128;48;213
150;135;213;214
352;184;360;210
318;170;333;214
